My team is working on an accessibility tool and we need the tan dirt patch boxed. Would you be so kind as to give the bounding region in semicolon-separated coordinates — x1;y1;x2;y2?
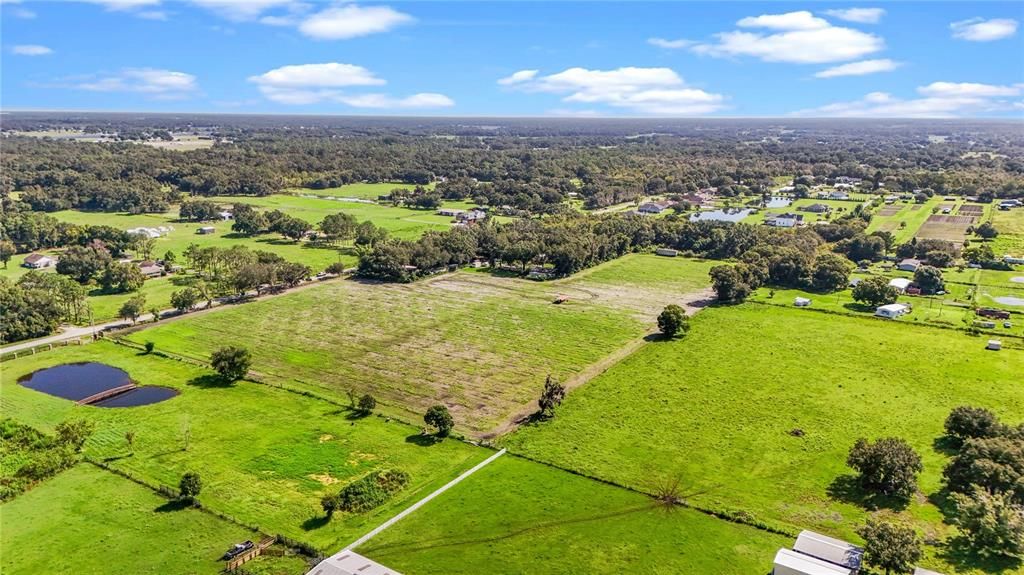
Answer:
309;473;340;485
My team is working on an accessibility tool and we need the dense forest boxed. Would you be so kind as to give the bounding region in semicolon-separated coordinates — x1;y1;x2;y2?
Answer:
2;114;1023;215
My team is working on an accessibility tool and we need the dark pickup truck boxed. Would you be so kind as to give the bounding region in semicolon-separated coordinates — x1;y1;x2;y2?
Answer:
222;541;255;561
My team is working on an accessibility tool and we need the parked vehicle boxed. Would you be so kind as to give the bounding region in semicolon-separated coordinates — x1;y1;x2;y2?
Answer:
977;308;1011;320
222;541;255;560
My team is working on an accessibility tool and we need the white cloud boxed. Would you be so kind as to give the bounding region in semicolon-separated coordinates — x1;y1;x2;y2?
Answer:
497;70;538;85
249;62;452;109
794;81;1023;117
815;58;901;78
298;4;413;40
823;8;885;24
647;37;694;49
692;11;884;64
500;66;726;115
73;68;198;99
737;11;829;30
8;6;35;18
12;44;53;56
188;0;293;21
136;10;168;19
950;18;1018;42
80;0;160;10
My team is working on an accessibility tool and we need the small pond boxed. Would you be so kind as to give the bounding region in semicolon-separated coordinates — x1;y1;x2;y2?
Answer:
689;208;753;223
18;362;178;407
764;197;792;208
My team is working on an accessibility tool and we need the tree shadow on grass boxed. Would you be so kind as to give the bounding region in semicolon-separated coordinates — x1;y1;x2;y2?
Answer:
345;410;371;421
301;515;331;531
842;302;876;313
187;374;235;388
826;474;911;512
938;535;1022;574
154;499;192;513
405;433;442;447
932;434;961;457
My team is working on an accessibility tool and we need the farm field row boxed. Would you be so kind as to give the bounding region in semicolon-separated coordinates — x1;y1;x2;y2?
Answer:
0;342;489;551
500;303;1024;574
865;196;944;243
125;255;716;434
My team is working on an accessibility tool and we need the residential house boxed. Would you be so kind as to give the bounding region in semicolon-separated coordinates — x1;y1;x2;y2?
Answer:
22;253;55;269
456;209;487;224
218;210;233;220
637;200;675;214
897;258;922;272
828;189;852;199
876;303;911;319
766;213;804;228
889;277;912;293
801;203;831;214
437;208;466;217
834;176;862;185
127;227;164;238
138;261;163;278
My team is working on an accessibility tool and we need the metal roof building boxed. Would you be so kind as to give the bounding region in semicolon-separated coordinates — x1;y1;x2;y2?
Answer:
773;548;853;575
793;530;864;571
307;551;401;575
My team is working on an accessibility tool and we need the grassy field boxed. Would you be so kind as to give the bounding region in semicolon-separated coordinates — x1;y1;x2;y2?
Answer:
743;198;866;225
501;303;1024;573
865;197;945;243
292;182;435;200
359;455;790;575
1;464;256;575
0;342;490;550
990;207;1024;258
125;256;715;434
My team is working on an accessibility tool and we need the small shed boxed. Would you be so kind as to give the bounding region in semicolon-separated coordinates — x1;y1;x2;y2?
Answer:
897;258;922;272
888;278;912;293
913;568;945;575
876;303;910;319
793;530;863;571
655;248;678;257
772;548;852;575
197;226;216;234
987;340;1002;351
794;297;811;307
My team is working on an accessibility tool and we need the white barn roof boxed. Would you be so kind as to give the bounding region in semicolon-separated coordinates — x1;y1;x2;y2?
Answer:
774;548;852;575
307;551;401;575
889;278;912;290
793;530;864;570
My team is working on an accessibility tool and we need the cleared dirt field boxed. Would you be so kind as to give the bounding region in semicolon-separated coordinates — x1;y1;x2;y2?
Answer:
916;213;977;241
957;204;985;216
128;255;714;434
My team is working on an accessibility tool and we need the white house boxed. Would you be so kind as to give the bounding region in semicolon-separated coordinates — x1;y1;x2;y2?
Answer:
767;213;804;228
889;277;912;293
793;530;864;572
897;258;922;272
22;253;55;269
876;303;910;319
772;548;852;575
218;210;233;220
638;200;674;214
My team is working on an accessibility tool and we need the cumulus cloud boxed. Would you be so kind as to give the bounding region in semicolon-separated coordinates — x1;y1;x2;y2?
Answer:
187;0;293;20
73;68;198;99
249;62;452;109
950;18;1018;41
823;8;885;24
794;81;1023;117
647;37;694;49
498;66;726;115
298;4;413;39
12;44;53;56
80;0;160;10
692;10;884;64
497;70;538;85
814;58;901;78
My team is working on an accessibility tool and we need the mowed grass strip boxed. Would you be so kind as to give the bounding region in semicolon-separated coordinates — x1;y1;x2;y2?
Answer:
501;304;1024;553
126;271;662;433
1;464;254;575
359;455;789;575
0;342;489;550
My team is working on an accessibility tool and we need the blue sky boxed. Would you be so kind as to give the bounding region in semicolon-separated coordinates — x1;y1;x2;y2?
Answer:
2;1;1023;117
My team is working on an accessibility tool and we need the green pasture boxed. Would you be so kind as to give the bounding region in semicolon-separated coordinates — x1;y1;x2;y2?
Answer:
0;342;489;551
359;455;789;575
501;303;1024;573
1;464;255;575
743;198;866;225
865;197;944;243
290;181;435;200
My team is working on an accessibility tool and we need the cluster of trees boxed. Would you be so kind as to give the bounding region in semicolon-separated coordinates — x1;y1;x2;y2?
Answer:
0;418;95;501
709;250;853;303
179;200;222;222
230;204;312;241
180;244;310;297
1;272;87;342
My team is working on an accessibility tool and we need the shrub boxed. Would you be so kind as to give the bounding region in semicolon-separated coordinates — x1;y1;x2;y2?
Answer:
847;437;922;499
144;341;155;354
424;404;454;437
944;406;1001;443
358;394;376;414
325;262;347;275
336;469;411;513
179;471;202;501
210;346;252;381
657;304;689;338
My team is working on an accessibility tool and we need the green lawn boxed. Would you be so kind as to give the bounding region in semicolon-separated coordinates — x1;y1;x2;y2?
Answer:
1;464;256;575
866;197;944;243
359;455;789;575
990;207;1024;258
0;343;489;551
124;256;716;434
501;303;1024;573
87;274;198;323
743;198;866;224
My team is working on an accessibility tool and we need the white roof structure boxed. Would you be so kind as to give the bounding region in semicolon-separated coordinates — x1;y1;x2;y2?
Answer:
914;568;944;575
307;551;401;575
889;278;912;290
793;530;864;571
773;548;852;575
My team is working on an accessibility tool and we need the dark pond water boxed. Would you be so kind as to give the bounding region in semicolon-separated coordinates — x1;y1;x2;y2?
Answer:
18;362;177;407
93;386;179;407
